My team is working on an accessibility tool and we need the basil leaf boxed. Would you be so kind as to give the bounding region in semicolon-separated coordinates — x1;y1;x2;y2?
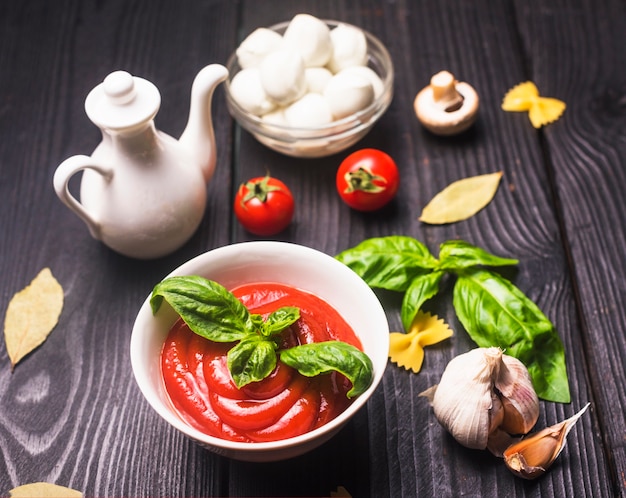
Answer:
438;240;518;271
249;313;265;330
506;329;570;406
401;271;444;330
151;276;251;342
227;335;278;388
280;341;374;398
336;236;438;291
261;306;300;336
452;268;570;402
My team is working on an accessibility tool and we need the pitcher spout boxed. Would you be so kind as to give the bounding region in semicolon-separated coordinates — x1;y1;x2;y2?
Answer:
179;63;229;183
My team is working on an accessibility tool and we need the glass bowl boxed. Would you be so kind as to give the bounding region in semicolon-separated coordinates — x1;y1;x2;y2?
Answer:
224;20;394;158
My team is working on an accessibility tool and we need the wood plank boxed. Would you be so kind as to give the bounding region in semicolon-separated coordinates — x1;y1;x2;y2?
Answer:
515;0;626;495
0;0;238;496
228;0;613;496
369;0;611;496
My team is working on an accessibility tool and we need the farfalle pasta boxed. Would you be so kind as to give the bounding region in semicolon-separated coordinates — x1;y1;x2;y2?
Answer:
389;311;453;373
502;81;566;128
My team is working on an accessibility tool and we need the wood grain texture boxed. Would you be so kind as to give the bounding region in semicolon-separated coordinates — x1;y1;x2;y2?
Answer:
0;1;237;496
516;0;626;494
0;0;623;496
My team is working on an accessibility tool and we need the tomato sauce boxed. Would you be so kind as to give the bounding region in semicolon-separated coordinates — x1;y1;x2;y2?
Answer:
160;282;363;442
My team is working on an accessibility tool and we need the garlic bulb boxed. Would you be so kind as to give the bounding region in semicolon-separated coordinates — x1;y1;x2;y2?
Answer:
421;347;539;454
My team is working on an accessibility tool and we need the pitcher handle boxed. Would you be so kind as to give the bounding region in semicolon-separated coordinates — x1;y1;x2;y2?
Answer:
53;155;113;240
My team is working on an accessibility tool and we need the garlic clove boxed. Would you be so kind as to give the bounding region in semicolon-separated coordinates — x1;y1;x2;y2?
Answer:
438;386;494;450
495;354;540;435
500;395;536;435
487;427;521;457
503;403;590;479
488;392;504;435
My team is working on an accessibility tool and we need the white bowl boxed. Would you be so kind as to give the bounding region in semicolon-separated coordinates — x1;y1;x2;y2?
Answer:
130;241;389;461
224;20;394;158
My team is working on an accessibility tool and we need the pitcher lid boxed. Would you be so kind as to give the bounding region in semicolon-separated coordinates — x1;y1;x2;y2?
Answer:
85;70;161;131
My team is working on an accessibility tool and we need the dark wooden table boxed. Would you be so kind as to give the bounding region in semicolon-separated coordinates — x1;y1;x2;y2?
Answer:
1;1;624;496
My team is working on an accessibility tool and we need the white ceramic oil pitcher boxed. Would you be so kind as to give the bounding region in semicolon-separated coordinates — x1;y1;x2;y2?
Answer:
53;64;228;259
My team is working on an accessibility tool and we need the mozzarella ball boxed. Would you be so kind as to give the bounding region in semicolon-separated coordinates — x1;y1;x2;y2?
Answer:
260;48;307;105
324;71;374;119
284;93;333;127
261;107;288;126
328;23;368;73
230;68;276;116
305;67;333;94
236;28;284;69
283;14;333;67
336;65;384;99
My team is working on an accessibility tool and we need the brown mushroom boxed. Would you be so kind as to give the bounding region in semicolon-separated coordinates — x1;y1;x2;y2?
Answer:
414;71;479;136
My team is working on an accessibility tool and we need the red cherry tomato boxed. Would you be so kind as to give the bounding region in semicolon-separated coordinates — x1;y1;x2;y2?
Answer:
336;149;399;211
234;175;295;236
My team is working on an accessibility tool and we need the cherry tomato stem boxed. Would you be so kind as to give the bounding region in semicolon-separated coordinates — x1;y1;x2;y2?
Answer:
343;167;387;194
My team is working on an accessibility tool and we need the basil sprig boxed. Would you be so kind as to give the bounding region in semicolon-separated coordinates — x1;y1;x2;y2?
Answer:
150;276;373;398
336;236;570;403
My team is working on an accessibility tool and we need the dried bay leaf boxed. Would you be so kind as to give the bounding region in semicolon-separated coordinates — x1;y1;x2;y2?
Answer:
419;171;503;224
9;482;82;497
4;268;64;370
